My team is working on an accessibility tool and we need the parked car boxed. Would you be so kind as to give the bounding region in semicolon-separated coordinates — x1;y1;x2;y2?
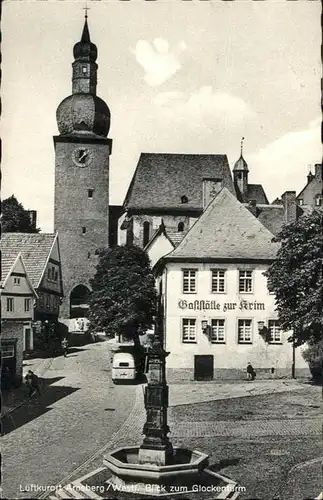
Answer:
111;352;137;383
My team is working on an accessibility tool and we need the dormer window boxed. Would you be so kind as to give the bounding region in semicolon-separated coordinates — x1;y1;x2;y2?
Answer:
178;222;184;232
181;195;188;204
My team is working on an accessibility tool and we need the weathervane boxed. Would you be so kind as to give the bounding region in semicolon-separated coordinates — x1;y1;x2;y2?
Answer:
240;137;245;156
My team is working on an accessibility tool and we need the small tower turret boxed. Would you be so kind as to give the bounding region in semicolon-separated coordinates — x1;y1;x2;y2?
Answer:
233;137;249;199
72;12;98;94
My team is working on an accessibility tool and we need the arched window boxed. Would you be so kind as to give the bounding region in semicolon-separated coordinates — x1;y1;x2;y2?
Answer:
70;284;90;319
177;222;184;232
143;221;150;247
315;194;322;206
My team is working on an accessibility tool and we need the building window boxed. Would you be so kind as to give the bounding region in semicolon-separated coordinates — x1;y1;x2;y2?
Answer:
182;269;197;293
13;277;21;285
315;194;322;206
177;222;184;232
1;344;15;359
298;199;304;206
210;319;225;343
88;189;94;198
268;320;282;343
181;195;188;204
143;221;150;247
24;298;31;312
238;319;252;343
211;269;226;293
182;318;197;343
46;295;50;309
6;298;14;312
82;227;86;234
87;252;91;259
239;270;253;293
82;65;87;74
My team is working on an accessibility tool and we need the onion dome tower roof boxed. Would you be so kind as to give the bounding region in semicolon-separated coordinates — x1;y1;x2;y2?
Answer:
56;94;110;137
73;17;98;62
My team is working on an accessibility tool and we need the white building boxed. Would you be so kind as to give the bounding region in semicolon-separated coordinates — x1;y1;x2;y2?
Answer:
151;188;309;381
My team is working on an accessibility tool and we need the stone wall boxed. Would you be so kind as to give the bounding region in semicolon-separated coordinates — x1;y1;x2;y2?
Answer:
1;322;25;382
54;138;110;318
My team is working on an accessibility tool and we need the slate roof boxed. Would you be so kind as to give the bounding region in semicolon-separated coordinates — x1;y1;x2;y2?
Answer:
165;188;280;261
235;183;269;204
166;231;186;247
124;153;235;211
1;253;17;285
256;205;285;236
0;233;57;288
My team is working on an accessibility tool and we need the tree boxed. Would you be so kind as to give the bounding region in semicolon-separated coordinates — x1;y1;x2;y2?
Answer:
88;245;157;344
2;195;39;233
265;210;322;347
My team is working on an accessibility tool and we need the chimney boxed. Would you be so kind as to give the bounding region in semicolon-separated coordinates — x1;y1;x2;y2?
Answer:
281;191;297;224
202;178;222;209
27;210;37;230
307;172;314;184
314;164;322;181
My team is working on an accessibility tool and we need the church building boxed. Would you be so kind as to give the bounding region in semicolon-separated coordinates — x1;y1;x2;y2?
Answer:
54;15;113;319
119;139;274;250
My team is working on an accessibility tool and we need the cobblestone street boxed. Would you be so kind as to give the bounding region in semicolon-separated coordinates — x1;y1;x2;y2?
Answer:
1;340;139;499
2;341;321;500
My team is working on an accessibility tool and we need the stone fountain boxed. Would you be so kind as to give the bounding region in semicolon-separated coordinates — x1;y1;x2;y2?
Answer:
102;296;240;499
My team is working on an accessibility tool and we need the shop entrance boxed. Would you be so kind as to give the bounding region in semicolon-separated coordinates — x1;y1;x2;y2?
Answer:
194;355;214;381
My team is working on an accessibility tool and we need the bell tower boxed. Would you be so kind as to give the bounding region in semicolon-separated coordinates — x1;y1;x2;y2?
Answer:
54;13;112;319
233;137;249;201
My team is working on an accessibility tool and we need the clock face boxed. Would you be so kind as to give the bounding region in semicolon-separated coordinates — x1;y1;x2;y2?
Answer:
72;147;92;167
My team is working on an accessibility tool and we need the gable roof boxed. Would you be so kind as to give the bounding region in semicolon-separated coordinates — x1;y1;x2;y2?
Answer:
124;153;235;211
0;233;58;288
1;252;38;296
164;188;280;261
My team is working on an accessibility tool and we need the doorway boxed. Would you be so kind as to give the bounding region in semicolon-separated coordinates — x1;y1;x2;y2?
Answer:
194;355;214;381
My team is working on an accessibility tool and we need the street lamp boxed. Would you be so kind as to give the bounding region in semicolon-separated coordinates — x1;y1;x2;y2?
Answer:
201;319;208;332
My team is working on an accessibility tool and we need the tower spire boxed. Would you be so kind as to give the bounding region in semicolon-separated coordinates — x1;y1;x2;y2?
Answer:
240;137;245;157
72;11;98;94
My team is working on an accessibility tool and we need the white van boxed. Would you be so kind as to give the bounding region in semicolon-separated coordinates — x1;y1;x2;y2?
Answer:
111;352;137;383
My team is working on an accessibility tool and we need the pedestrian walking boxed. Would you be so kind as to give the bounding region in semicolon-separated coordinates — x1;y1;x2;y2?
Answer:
25;370;41;397
61;337;69;357
246;362;256;381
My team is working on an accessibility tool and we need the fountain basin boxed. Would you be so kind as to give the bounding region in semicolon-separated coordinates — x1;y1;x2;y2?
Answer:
104;446;208;493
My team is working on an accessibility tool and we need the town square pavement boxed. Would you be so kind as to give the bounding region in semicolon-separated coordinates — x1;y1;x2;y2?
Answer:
1;340;321;500
1;340;138;499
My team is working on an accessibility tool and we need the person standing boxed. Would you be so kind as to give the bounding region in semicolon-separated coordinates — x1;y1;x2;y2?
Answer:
25;370;41;397
246;362;256;381
61;337;69;357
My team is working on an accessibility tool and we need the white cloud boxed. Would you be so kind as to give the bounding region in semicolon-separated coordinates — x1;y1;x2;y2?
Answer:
132;39;186;86
247;118;321;200
154;86;254;128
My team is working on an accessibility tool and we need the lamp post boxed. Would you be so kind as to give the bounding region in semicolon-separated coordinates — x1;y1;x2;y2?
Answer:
138;293;174;466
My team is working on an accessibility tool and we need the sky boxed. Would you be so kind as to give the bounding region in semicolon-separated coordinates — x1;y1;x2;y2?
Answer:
2;0;321;232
